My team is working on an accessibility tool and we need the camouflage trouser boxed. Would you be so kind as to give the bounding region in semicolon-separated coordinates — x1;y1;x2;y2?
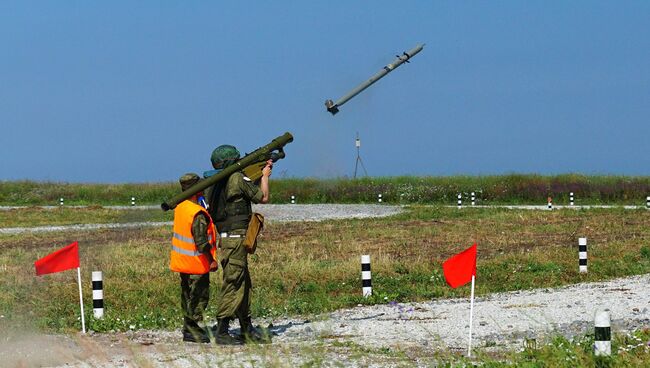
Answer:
180;272;210;335
216;236;251;320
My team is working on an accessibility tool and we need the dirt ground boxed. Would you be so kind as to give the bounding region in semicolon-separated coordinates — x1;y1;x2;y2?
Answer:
4;273;649;367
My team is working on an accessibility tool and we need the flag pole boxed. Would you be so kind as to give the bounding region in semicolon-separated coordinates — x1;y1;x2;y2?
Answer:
77;267;86;333
467;274;475;357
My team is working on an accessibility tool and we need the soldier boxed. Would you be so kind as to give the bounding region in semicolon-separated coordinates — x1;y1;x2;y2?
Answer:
206;145;272;344
170;173;218;343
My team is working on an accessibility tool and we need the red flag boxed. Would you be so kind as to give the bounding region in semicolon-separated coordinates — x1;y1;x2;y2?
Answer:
34;241;80;276
443;243;477;288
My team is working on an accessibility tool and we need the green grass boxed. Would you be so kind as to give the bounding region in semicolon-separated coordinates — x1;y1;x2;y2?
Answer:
0;207;172;227
1;206;649;334
0;180;176;206
353;328;650;366
476;329;650;367
2;174;650;205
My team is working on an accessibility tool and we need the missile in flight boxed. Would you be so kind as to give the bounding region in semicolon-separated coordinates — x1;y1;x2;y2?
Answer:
325;43;424;115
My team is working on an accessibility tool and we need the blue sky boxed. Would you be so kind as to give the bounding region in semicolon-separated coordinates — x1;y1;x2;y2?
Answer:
1;1;649;182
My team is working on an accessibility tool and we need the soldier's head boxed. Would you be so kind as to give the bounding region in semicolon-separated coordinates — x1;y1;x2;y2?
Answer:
179;173;201;191
211;145;240;169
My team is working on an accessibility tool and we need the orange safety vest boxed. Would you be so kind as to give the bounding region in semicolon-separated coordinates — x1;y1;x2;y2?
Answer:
170;200;218;274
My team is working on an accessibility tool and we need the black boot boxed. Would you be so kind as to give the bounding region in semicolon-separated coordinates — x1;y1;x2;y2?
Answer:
239;317;272;344
182;328;210;343
212;318;243;345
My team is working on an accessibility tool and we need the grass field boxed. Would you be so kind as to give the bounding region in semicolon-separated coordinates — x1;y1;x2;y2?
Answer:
2;206;649;329
1;205;649;366
2;174;650;206
0;207;171;227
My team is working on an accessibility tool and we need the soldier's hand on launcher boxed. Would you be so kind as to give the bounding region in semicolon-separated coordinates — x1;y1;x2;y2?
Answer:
262;160;273;177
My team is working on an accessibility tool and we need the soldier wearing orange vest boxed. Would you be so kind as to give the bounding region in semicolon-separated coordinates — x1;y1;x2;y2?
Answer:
170;173;219;343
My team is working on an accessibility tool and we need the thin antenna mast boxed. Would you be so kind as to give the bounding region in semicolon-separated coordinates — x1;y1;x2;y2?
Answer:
354;132;368;178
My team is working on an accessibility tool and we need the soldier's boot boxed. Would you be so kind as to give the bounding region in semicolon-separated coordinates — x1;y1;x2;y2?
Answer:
182;328;210;343
212;318;243;345
239;317;272;344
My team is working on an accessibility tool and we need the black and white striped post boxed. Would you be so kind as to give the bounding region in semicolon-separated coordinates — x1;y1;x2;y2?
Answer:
471;192;476;206
579;237;587;274
594;310;611;356
361;255;372;297
457;194;462;209
290;195;295;204
569;192;574;206
59;197;64;206
131;197;136;206
646;196;649;209
378;194;383;203
92;271;104;319
547;196;553;210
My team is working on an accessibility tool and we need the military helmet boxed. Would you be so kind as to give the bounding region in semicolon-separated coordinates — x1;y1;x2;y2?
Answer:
211;145;240;169
179;173;201;191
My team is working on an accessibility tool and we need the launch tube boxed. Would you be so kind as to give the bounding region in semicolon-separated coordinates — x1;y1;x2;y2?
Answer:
161;132;293;211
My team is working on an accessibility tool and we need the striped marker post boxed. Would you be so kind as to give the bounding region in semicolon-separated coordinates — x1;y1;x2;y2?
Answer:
92;271;104;319
471;192;476;206
569;192;574;206
59;197;64;206
646;196;649;209
361;255;372;297
579;237;588;273
594;310;611;356
290;195;295;204
457;194;462;209
131;197;136;206
378;194;383;203
547;197;552;210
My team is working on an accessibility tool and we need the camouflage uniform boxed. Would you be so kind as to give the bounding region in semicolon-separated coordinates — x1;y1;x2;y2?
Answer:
210;172;263;320
207;144;270;344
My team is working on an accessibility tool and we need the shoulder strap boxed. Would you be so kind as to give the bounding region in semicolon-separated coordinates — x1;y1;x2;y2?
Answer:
207;181;227;226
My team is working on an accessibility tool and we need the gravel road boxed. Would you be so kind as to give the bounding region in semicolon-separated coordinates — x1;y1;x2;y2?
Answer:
271;274;650;352
254;204;403;222
0;204;403;235
3;203;645;235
